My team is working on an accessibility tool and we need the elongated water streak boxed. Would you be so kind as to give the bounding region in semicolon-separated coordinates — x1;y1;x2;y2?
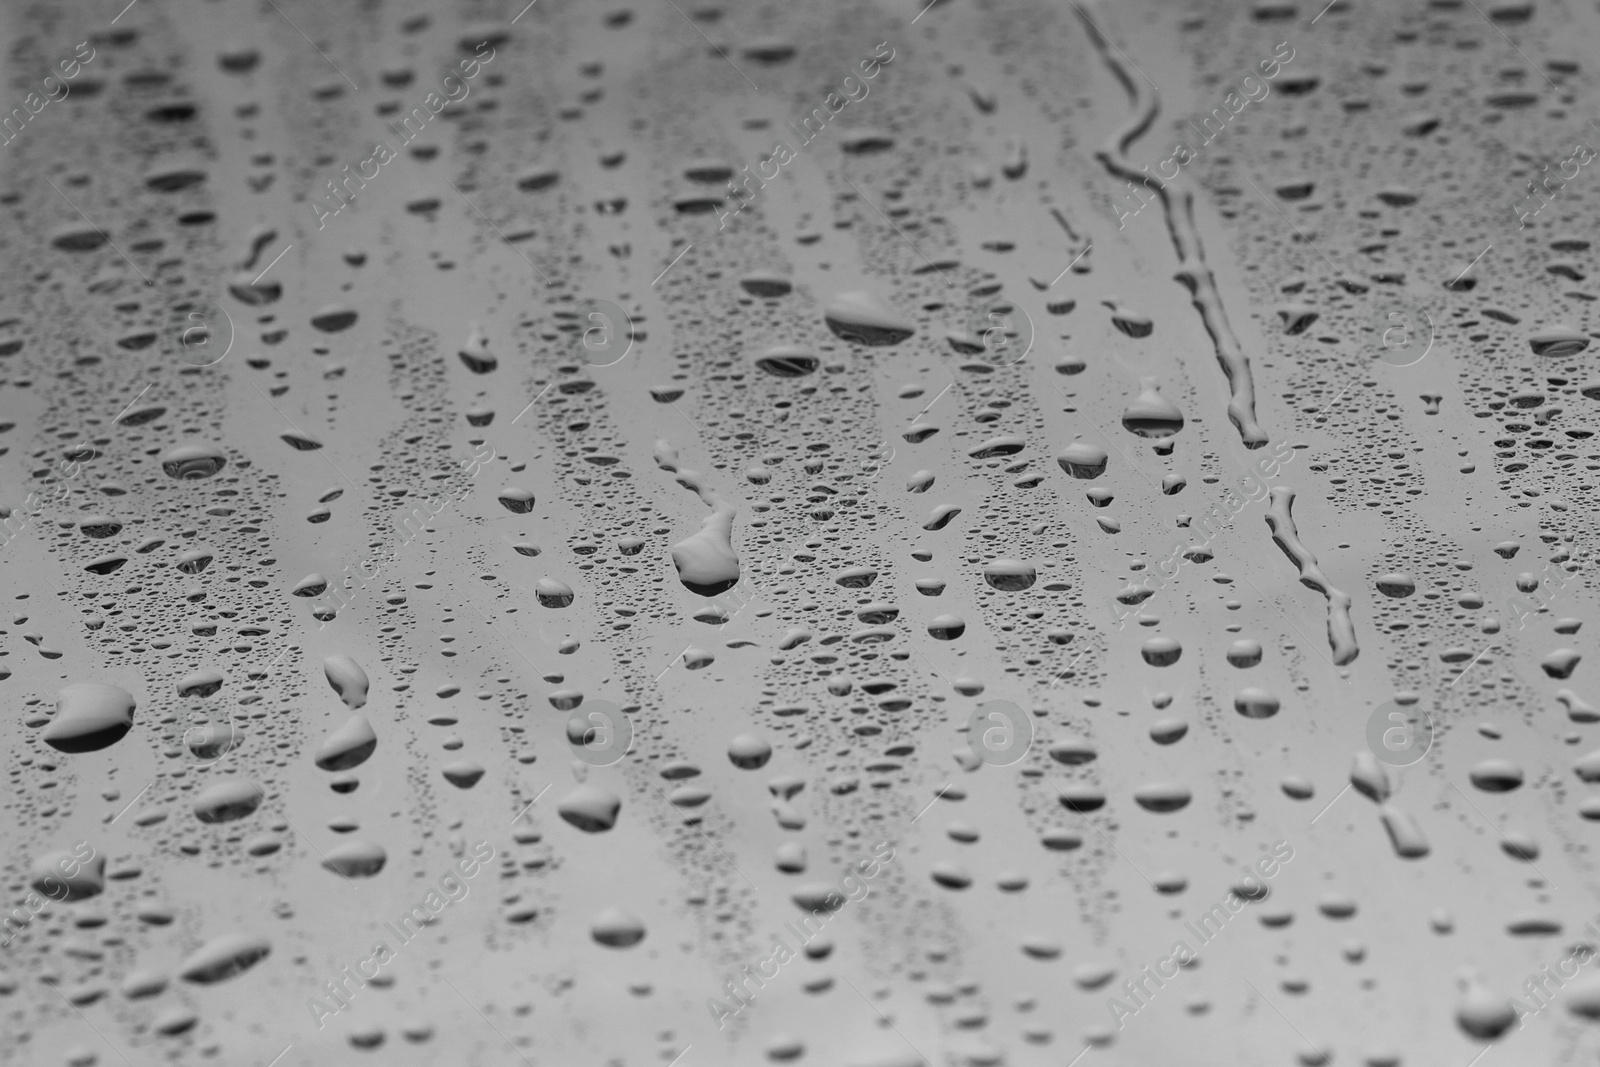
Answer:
656;438;741;596
1073;3;1269;448
1264;487;1360;666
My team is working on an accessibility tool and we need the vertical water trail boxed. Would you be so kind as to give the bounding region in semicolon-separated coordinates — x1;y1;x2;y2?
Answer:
1072;3;1270;449
656;439;741;596
1264;487;1361;666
